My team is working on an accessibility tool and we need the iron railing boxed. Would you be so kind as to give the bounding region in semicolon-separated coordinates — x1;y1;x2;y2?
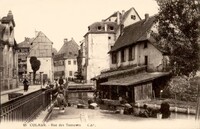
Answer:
0;88;53;122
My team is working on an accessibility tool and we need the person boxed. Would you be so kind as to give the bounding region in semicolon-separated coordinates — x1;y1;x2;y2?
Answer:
23;78;29;92
55;85;67;110
124;103;133;115
139;104;151;118
58;76;64;86
160;101;171;119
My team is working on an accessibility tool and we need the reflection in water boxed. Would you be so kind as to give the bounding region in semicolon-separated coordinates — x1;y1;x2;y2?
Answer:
134;107;195;120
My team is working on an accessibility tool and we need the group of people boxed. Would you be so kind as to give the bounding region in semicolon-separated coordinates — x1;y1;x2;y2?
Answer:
138;102;171;119
53;76;68;110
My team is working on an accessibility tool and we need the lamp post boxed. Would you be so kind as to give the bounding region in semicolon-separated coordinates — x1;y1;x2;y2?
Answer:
160;90;163;99
0;66;3;123
40;72;44;89
195;78;200;120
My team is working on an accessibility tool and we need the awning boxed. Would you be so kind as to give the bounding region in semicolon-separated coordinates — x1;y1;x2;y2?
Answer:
91;65;146;80
100;72;170;86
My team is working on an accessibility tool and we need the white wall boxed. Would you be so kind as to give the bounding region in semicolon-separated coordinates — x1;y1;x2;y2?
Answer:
65;58;78;79
85;33;115;82
110;42;164;71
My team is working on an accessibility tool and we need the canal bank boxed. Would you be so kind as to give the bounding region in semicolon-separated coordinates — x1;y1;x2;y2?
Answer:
135;99;197;115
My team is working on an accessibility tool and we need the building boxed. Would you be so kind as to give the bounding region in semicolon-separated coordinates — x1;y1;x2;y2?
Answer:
54;38;79;80
93;14;170;103
27;31;54;82
17;37;33;82
0;11;18;91
81;7;141;83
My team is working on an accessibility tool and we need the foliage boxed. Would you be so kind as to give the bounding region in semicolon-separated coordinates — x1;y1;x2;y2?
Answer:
154;0;200;77
165;76;199;102
30;56;41;84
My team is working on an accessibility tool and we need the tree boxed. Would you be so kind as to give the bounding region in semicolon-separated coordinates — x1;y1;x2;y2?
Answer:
30;56;41;84
154;0;200;77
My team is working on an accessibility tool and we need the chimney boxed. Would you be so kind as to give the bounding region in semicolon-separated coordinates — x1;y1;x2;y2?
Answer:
122;10;125;16
120;24;124;35
117;11;120;25
64;38;68;43
104;23;107;31
7;10;13;18
35;30;39;37
25;37;30;42
145;13;149;21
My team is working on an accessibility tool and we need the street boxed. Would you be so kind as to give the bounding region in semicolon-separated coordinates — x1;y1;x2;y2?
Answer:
1;85;41;104
47;106;199;129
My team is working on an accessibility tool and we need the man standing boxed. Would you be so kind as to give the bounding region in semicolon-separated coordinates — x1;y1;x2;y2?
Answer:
58;76;64;86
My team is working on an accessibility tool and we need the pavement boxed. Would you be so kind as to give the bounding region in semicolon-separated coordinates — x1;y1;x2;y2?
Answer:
1;85;42;104
46;106;199;129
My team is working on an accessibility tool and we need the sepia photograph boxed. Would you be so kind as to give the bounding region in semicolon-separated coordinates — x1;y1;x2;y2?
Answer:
0;0;200;129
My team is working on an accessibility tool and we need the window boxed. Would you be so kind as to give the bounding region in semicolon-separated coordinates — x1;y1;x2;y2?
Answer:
69;52;72;55
68;60;71;65
97;26;101;30
74;60;76;65
121;49;125;62
112;52;117;64
110;26;114;30
144;42;148;48
69;71;73;76
129;46;135;61
131;15;136;20
110;45;113;49
88;27;90;31
108;36;111;40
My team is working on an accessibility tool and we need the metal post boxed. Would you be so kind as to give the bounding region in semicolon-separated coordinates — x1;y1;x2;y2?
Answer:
40;72;43;89
195;80;200;120
0;66;3;123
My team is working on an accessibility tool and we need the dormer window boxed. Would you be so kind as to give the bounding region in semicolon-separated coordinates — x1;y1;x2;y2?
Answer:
97;26;101;30
88;27;90;31
131;15;136;20
110;26;114;31
144;42;148;48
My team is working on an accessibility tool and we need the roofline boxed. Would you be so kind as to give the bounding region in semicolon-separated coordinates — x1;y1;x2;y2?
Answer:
104;11;120;21
84;31;116;37
31;31;53;44
132;7;142;20
109;39;166;54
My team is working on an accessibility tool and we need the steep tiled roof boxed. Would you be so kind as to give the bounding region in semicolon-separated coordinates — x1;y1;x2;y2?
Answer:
104;11;121;21
100;72;170;86
18;38;34;48
110;16;156;52
31;31;53;45
57;39;79;59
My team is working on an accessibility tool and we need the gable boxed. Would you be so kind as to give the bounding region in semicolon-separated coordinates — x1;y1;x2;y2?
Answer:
122;8;141;27
32;32;53;45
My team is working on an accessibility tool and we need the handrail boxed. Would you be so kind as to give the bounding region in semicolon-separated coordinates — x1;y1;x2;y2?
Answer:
0;88;53;122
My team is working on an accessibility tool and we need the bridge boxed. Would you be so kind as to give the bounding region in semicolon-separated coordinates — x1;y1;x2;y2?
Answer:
0;83;95;122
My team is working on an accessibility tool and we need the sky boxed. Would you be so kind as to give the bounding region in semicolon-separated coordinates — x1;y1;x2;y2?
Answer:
0;0;159;51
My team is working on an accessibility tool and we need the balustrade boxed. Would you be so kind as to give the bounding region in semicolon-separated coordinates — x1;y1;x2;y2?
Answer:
0;88;53;122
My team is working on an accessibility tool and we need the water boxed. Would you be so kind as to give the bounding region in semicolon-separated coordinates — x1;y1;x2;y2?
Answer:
133;107;195;120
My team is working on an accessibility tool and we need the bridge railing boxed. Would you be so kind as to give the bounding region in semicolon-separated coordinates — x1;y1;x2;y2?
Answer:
0;88;53;122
